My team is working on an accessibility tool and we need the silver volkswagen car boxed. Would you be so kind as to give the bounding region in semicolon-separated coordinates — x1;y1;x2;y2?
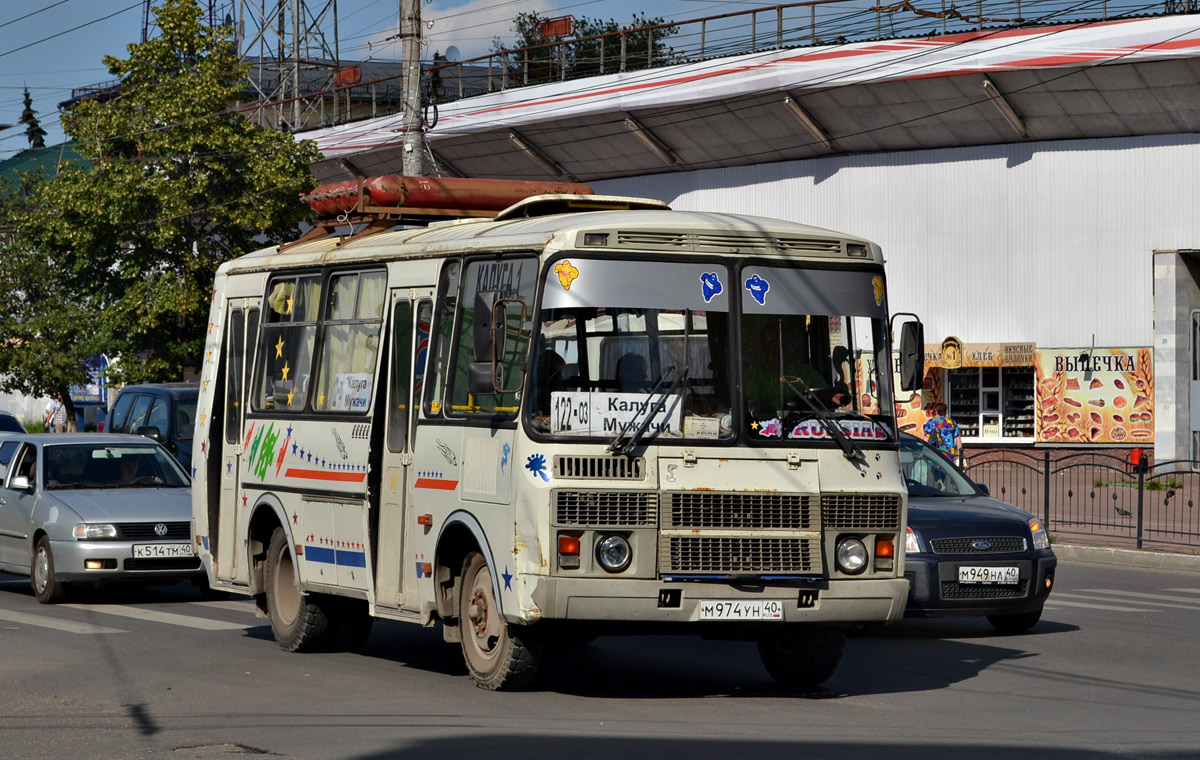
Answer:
0;433;198;603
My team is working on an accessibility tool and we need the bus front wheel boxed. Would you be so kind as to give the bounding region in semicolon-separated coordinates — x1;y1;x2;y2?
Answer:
757;624;846;689
458;551;543;690
265;527;334;652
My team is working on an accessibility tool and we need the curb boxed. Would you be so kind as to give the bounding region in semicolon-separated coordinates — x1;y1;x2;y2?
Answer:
1054;543;1200;572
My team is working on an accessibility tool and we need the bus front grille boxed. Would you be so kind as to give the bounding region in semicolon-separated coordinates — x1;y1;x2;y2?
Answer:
555;491;657;527
821;494;902;529
662;537;819;574
665;492;814;529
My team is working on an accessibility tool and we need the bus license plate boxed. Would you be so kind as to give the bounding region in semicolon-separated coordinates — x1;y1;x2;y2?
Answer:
698;600;784;621
133;543;195;559
958;566;1018;584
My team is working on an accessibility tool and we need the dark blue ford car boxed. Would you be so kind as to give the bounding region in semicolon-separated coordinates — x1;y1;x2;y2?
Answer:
900;433;1057;632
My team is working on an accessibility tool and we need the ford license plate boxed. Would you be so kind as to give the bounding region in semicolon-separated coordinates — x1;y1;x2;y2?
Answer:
133;543;195;559
698;600;784;621
958;565;1019;584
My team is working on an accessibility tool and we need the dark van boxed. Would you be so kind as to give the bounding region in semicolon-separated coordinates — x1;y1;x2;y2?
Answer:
102;383;199;471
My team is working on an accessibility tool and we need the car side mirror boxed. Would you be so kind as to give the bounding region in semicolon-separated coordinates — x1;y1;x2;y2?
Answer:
10;475;32;491
136;425;163;442
976;483;990;496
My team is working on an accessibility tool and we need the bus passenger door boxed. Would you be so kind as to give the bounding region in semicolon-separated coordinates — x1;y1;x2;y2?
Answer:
215;300;259;583
374;291;431;609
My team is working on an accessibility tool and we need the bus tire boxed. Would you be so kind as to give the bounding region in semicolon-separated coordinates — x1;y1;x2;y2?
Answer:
458;551;542;690
265;527;334;652
757;624;845;689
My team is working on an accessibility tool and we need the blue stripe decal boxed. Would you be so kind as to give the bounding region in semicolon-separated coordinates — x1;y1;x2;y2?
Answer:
305;546;336;564
336;550;367;568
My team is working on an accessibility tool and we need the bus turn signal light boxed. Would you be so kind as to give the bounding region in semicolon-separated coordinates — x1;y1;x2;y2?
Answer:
875;537;894;558
559;535;581;555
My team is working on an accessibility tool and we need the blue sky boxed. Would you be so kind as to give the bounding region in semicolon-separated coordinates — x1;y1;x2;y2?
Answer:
0;0;746;159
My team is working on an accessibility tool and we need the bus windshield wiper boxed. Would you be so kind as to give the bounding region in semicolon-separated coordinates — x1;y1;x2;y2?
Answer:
781;376;863;461
608;365;688;456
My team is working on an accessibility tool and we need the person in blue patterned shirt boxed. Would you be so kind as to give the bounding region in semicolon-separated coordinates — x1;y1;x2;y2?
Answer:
923;402;961;461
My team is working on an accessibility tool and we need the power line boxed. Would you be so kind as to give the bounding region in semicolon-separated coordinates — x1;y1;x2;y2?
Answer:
0;1;142;60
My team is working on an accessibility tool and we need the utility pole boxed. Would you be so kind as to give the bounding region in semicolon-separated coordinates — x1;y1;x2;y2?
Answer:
400;0;426;176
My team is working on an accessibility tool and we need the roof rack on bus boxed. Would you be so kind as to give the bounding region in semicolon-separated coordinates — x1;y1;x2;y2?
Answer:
288;175;597;249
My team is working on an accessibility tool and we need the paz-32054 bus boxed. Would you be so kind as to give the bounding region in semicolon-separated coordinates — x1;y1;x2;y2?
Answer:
191;176;924;690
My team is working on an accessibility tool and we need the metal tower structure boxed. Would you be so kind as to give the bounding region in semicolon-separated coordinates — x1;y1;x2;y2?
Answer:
235;0;341;131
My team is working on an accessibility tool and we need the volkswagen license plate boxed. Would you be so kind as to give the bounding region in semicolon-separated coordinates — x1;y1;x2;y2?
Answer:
958;565;1018;584
698;600;784;621
133;543;195;559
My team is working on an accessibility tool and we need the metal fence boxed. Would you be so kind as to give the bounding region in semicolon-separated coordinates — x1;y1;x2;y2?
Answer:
962;449;1200;550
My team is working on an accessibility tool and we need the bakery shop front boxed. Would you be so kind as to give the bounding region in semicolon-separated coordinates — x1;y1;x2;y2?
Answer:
896;337;1154;446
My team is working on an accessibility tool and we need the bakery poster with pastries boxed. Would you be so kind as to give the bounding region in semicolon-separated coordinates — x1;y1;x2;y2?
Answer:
1034;347;1153;444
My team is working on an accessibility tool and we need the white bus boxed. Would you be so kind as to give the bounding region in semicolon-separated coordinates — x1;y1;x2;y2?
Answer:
191;176;924;690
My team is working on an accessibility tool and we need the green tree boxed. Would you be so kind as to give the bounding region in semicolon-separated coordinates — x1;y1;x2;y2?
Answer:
0;0;317;428
489;12;678;88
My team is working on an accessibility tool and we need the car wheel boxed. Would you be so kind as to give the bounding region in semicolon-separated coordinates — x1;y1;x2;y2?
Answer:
458;551;542;690
31;536;68;604
264;527;334;652
987;607;1043;633
757;625;846;689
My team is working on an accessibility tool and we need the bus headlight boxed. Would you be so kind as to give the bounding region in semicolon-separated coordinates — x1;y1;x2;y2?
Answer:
835;537;868;575
595;534;632;573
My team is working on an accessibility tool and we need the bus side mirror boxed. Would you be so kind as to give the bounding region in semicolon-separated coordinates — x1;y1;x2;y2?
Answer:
467;362;504;395
473;290;504;362
896;316;925;392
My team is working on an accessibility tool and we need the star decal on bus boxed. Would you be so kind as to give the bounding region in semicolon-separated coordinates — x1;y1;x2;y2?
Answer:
275;336;285;358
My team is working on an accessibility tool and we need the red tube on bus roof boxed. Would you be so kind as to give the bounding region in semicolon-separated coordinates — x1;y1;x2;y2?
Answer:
301;175;595;218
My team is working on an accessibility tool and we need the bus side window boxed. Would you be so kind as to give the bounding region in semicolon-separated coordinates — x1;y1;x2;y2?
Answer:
313;270;386;413
448;257;537;420
254;275;320;412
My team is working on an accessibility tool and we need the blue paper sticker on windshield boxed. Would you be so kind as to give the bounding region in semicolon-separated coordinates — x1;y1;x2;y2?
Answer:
745;274;770;305
700;272;723;303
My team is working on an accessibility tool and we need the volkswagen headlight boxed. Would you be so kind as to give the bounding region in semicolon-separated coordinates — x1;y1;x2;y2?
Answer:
1028;518;1050;550
74;523;117;540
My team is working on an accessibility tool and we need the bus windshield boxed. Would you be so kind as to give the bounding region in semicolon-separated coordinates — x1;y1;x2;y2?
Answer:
527;257;896;445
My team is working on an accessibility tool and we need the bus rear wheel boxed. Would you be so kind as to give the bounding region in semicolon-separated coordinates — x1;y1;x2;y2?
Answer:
265;527;334;652
458;551;543;690
757;624;846;689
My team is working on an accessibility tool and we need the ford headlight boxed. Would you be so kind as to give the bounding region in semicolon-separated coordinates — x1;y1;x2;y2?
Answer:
1028;518;1050;550
74;523;117;540
905;526;921;555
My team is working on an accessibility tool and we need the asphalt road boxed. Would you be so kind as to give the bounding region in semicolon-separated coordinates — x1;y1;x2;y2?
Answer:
1;560;1198;760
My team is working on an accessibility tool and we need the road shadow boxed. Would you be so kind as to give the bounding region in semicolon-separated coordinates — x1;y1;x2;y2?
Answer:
348;734;1200;760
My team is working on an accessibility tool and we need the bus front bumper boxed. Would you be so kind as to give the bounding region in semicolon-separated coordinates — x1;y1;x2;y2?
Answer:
529;576;908;626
